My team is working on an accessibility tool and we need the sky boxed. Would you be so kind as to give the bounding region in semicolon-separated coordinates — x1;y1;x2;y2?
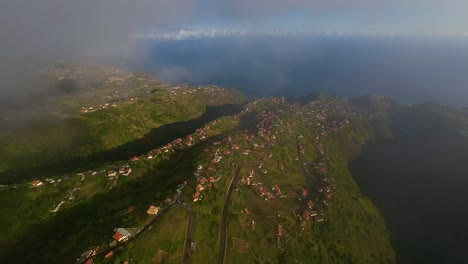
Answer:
1;0;467;57
1;0;468;106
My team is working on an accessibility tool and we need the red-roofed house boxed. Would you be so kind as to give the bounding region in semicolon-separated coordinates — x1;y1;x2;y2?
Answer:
277;224;283;239
192;191;201;202
274;185;282;196
112;228;130;242
244;208;250;215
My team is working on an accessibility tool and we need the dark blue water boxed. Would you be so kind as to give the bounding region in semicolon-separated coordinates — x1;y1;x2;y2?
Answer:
136;36;468;107
350;104;468;263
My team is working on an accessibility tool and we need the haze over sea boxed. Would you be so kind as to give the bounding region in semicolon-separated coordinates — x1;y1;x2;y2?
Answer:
136;36;468;107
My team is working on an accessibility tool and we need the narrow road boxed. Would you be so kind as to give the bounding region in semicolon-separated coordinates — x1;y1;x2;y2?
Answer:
218;166;240;264
177;201;194;264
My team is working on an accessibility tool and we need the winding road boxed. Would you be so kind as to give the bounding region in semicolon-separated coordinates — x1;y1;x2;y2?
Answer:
177;200;194;264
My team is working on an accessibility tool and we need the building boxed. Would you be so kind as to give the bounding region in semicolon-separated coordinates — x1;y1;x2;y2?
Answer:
121;167;132;176
274;185;282;196
244;208;251;215
276;224;283;239
30;180;43;187
147;206;160;215
112;228;130;242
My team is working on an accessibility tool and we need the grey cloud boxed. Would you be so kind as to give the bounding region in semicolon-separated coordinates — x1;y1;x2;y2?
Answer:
213;0;467;17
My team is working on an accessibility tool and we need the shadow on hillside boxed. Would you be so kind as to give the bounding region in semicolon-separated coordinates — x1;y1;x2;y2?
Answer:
1;141;209;263
0;103;244;184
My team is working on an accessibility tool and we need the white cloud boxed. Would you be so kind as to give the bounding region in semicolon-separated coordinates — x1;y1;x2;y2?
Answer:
136;28;445;41
135;29;248;40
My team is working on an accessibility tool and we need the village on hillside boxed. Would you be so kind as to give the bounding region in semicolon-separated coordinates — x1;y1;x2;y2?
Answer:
1;89;386;263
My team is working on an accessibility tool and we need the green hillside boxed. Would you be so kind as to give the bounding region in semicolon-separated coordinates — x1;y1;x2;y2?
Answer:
0;83;246;183
0;66;395;263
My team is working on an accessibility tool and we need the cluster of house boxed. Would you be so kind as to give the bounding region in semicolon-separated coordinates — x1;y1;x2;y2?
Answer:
257;186;277;200
294;193;320;227
167;85;238;105
294;172;337;227
234;98;347;229
80;102;117;113
191;151;224;202
188;120;282;203
300;98;364;136
167;86;197;99
115;114;247;184
30;180;44;187
76;246;99;264
128;119;221;165
29;174;70;188
107;164;132;178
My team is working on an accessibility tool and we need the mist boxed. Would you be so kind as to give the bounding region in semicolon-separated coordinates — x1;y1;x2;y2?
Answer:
0;0;196;108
